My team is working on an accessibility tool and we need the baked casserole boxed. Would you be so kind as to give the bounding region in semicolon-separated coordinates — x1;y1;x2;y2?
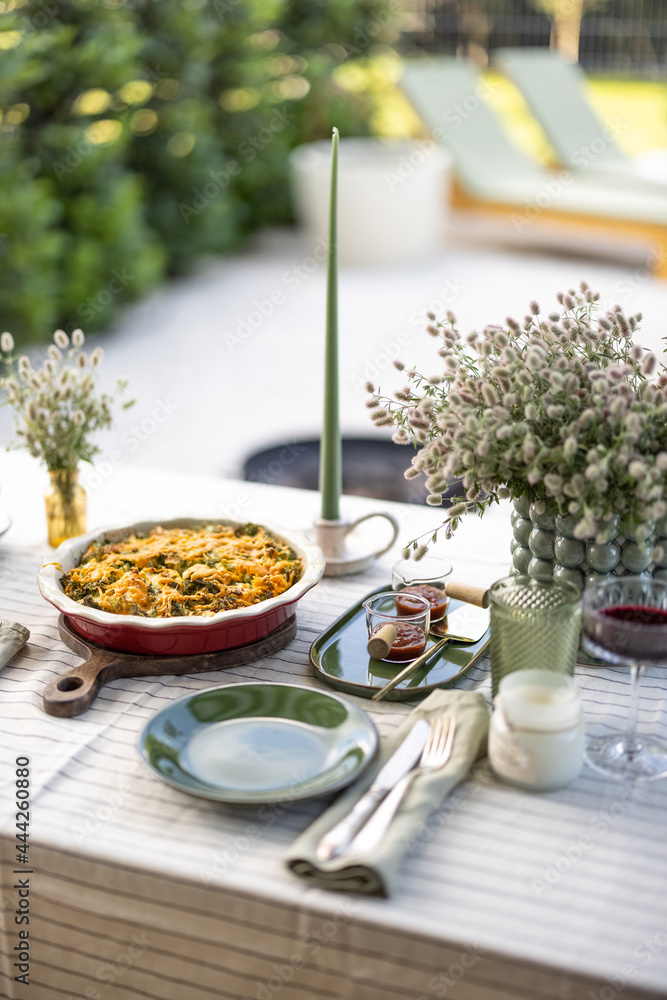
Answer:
60;523;302;618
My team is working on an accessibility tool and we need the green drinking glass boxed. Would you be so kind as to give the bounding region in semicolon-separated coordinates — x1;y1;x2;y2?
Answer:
490;575;582;696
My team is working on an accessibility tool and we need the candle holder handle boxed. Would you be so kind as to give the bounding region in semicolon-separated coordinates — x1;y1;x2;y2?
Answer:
312;512;400;576
348;512;399;557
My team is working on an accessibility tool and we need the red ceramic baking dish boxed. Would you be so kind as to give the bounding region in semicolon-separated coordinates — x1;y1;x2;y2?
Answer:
38;517;325;655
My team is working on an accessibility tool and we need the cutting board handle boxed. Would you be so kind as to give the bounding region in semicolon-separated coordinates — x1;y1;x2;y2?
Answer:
43;646;126;717
44;614;299;717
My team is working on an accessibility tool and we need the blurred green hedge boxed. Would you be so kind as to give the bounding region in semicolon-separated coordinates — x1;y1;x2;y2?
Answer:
0;0;398;342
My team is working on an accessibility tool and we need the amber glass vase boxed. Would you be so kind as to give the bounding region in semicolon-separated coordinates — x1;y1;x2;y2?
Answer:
45;469;86;547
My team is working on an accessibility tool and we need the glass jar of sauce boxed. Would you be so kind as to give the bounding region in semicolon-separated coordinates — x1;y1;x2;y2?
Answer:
392;557;452;621
370;620;427;661
364;591;430;662
395;584;449;621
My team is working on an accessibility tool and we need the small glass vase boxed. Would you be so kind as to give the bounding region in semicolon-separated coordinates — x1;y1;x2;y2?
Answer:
45;469;86;548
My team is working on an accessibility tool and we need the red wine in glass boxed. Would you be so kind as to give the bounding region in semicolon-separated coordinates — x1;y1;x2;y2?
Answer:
582;578;667;781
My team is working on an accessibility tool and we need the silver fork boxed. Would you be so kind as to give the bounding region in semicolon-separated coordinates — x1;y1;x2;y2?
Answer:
346;715;457;856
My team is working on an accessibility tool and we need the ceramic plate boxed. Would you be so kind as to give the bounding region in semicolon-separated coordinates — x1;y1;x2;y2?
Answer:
138;682;378;804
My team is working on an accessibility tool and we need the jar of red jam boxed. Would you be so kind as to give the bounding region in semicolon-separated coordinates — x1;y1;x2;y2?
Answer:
396;584;449;621
363;591;430;662
370;620;427;661
392;557;452;621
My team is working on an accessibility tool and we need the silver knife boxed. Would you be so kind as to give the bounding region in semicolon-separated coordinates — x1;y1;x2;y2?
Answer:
315;718;430;863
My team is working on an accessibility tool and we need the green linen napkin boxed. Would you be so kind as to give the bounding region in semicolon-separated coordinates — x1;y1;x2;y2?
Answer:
0;621;29;668
286;689;489;897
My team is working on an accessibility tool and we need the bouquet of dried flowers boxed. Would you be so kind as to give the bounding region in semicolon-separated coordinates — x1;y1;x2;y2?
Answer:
0;328;131;471
1;328;132;545
366;283;666;557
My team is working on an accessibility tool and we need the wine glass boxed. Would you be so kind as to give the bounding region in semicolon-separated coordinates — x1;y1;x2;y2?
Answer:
581;577;667;781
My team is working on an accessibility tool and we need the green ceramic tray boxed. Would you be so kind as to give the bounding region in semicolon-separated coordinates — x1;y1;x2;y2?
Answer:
310;586;490;702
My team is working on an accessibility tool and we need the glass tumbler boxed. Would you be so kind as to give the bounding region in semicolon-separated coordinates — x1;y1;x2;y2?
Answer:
489;575;582;696
364;591;430;662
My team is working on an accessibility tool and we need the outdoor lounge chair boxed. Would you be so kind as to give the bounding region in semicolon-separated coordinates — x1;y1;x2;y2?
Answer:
492;47;634;178
400;57;667;277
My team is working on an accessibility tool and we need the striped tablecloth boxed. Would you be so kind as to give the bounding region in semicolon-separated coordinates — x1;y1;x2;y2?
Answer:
1;454;667;1000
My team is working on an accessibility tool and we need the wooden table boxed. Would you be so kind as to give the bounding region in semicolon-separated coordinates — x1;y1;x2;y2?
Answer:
1;453;666;1000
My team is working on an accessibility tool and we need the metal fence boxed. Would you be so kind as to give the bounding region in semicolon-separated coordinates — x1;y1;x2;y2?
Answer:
398;0;667;77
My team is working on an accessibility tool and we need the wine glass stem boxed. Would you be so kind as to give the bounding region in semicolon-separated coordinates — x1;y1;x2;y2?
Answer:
625;660;645;755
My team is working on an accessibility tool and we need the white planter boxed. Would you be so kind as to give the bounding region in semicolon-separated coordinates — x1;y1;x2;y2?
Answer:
290;138;451;266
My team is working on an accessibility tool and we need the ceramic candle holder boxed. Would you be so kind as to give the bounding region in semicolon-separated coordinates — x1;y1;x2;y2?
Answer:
312;513;399;576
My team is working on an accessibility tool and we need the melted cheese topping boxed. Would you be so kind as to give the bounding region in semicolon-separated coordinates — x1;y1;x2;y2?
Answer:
61;524;302;618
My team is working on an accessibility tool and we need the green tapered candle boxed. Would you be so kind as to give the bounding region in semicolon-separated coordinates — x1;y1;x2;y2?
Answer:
319;126;342;521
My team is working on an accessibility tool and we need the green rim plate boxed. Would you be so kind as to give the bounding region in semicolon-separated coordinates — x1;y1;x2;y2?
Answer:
138;682;378;804
310;585;490;701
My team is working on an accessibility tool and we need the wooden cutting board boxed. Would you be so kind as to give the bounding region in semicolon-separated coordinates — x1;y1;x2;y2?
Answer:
43;614;297;718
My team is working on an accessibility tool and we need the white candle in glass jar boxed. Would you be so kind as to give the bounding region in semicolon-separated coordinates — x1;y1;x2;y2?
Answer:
488;669;584;791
